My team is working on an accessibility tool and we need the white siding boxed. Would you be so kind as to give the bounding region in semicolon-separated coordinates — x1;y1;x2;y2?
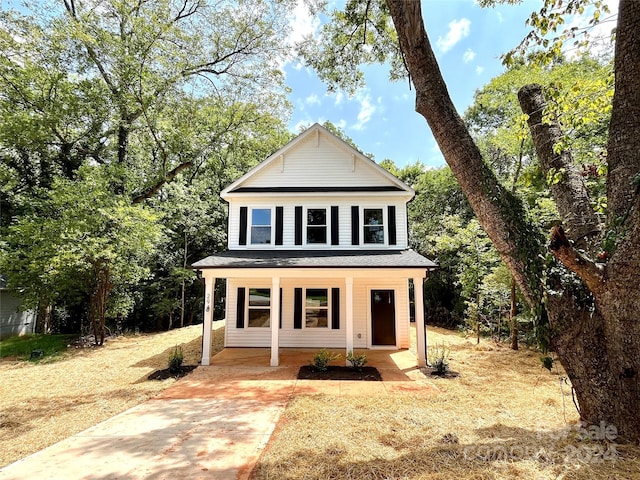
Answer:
228;197;410;250
225;279;272;347
0;290;36;340
224;277;410;350
238;134;399;189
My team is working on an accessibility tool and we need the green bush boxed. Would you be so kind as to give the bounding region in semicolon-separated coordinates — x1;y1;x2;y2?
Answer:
346;351;367;370
428;342;450;375
168;346;184;373
312;348;340;372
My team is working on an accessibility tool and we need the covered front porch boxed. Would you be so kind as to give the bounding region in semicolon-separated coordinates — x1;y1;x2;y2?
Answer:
193;250;437;368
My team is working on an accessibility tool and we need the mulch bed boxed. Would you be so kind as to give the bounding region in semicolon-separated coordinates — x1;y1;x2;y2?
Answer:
297;365;382;381
426;368;460;378
147;365;198;381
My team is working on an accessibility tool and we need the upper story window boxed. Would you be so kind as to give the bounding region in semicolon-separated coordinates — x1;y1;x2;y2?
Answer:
363;208;384;244
248;288;270;327
307;208;327;244
305;288;328;328
251;208;272;244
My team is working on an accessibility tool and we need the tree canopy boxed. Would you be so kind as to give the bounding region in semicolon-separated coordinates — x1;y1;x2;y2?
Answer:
0;0;295;340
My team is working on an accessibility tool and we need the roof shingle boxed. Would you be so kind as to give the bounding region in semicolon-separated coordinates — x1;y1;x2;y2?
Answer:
191;249;438;269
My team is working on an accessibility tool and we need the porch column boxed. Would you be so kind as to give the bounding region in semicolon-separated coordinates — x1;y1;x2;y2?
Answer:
413;276;427;368
345;276;354;366
270;276;281;367
201;275;216;366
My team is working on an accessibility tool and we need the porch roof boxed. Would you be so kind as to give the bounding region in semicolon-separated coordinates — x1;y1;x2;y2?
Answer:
191;249;437;270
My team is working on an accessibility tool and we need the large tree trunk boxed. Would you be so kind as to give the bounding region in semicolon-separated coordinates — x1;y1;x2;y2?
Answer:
34;301;52;335
386;0;640;442
88;263;111;346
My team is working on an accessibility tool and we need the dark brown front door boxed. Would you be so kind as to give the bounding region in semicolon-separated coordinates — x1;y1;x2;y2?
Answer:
371;290;396;346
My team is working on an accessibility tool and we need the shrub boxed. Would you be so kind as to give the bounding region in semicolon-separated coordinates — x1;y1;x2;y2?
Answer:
168;346;184;373
540;355;554;371
312;348;340;372
428;342;450;375
346;351;367;370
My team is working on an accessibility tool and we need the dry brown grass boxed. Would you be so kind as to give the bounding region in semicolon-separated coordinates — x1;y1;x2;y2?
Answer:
0;321;225;468
254;326;640;480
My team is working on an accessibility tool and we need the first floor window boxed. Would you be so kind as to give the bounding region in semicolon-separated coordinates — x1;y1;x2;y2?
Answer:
251;208;272;244
305;288;328;328
248;288;270;327
363;208;384;244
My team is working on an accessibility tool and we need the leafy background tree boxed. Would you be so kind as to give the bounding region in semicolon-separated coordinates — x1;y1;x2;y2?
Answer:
0;0;294;342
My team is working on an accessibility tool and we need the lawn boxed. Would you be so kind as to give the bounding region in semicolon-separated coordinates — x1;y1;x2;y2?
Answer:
1;323;639;479
253;326;640;480
0;333;78;360
0;321;225;468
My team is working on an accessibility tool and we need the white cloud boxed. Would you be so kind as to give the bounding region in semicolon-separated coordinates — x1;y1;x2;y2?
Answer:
562;0;617;60
436;18;471;53
336;119;347;130
352;91;376;131
392;93;411;102
287;1;321;47
333;91;344;106
305;93;321;106
292;119;311;133
463;48;476;63
475;65;484;75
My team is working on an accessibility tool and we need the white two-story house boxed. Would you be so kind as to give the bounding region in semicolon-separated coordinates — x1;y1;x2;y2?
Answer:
192;123;437;367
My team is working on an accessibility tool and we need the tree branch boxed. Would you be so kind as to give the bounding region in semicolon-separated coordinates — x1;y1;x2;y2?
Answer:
62;1;118;96
518;83;601;253
386;0;545;306
131;160;194;204
549;225;605;297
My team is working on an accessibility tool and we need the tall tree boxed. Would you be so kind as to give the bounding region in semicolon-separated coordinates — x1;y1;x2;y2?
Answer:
302;0;640;441
1;165;161;344
0;0;295;336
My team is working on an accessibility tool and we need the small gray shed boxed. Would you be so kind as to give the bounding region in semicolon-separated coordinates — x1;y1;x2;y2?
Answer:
0;275;36;340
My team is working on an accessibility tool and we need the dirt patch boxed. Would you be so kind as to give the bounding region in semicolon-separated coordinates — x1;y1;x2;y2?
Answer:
147;365;198;380
297;365;382;381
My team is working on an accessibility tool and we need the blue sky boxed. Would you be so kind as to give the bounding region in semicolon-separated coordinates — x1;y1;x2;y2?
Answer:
282;0;603;168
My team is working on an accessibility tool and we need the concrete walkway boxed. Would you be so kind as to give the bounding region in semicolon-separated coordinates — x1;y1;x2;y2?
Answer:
0;349;438;480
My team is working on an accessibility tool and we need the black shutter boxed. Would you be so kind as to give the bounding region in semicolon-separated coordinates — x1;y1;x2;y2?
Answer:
239;207;248;245
331;288;340;329
279;288;283;329
388;205;397;246
351;206;359;245
294;288;302;329
295;206;303;245
236;287;245;328
331;206;339;245
275;206;284;245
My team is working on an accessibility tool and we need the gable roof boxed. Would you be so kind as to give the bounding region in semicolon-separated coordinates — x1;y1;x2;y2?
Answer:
221;123;414;198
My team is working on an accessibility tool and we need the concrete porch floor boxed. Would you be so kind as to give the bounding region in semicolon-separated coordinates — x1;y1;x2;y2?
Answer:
211;347;419;372
156;347;440;400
